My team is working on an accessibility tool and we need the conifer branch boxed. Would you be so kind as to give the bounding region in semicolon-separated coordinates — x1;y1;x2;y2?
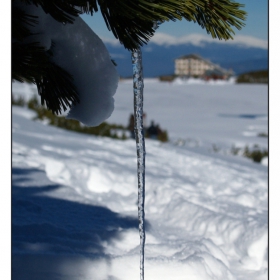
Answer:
12;41;79;114
79;0;247;50
15;0;247;50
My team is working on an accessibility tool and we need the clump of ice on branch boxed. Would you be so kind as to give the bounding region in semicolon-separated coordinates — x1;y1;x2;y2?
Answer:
16;1;119;126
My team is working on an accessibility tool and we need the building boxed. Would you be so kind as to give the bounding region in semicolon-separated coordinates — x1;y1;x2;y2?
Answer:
175;54;232;79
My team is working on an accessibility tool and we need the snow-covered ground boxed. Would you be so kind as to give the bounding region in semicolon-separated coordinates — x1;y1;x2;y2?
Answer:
108;78;268;156
12;80;268;280
12;79;268;156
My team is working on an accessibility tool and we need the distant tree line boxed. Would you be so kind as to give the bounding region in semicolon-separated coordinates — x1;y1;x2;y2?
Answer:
236;69;268;84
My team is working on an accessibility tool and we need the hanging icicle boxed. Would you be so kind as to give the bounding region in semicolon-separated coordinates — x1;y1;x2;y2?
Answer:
131;48;146;280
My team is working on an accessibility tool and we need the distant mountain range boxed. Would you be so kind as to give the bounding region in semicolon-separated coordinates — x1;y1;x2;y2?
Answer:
104;39;268;78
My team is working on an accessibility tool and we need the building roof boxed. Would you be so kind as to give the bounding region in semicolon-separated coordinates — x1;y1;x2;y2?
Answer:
176;54;202;60
204;68;226;76
175;53;214;68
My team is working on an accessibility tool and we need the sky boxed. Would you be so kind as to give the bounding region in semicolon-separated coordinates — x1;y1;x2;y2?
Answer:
81;0;268;43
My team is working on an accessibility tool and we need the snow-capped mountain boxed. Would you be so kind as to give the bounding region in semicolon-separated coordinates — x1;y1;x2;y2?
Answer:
104;35;268;78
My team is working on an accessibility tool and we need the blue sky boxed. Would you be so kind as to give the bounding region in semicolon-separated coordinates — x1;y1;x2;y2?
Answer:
81;0;268;43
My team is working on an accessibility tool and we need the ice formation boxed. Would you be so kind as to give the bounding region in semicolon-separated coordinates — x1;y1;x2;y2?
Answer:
132;48;146;280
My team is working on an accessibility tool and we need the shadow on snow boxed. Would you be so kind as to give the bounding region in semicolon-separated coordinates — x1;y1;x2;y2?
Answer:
12;167;148;280
218;113;267;119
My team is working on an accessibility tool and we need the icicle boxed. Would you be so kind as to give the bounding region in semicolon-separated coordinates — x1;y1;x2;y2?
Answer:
131;48;146;280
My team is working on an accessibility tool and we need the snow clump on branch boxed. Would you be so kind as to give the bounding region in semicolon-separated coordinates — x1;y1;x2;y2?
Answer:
16;1;119;126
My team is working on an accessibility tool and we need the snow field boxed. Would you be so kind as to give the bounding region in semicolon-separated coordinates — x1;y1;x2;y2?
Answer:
109;79;268;155
12;80;267;280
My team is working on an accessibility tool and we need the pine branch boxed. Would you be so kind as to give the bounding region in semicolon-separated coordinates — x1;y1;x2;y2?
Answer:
35;62;80;115
16;0;246;50
18;0;82;23
80;0;247;50
190;0;246;40
12;41;79;114
12;6;39;41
